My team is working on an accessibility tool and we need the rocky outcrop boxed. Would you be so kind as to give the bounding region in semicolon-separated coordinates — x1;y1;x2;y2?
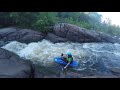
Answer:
0;48;34;78
53;23;116;43
0;24;117;44
0;27;46;43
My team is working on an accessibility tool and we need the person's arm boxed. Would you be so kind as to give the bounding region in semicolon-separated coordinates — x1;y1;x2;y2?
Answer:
64;62;70;69
64;57;73;69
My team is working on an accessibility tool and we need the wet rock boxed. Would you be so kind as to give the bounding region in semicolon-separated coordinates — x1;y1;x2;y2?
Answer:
53;23;116;43
0;48;34;78
45;33;68;43
0;27;46;43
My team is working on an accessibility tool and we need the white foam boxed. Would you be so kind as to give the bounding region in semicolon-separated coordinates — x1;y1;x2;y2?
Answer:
1;41;27;54
2;39;120;66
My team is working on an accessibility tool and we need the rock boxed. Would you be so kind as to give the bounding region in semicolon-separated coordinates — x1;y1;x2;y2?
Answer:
53;23;116;43
45;33;68;43
0;27;46;43
0;48;35;78
33;64;62;78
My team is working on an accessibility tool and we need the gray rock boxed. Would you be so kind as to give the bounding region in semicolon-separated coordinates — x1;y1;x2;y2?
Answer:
0;48;34;78
45;33;68;43
0;27;46;43
53;23;116;43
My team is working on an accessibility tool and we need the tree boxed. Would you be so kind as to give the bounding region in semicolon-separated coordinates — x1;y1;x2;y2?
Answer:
34;12;59;32
0;12;12;27
9;12;39;28
104;17;112;25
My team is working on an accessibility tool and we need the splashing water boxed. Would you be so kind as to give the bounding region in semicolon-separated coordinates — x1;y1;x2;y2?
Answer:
1;40;83;66
2;39;120;69
1;41;27;54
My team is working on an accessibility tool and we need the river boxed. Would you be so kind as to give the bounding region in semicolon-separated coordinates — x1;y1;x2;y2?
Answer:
1;39;120;76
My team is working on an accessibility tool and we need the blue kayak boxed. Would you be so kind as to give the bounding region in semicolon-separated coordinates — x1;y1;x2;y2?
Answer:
54;57;79;67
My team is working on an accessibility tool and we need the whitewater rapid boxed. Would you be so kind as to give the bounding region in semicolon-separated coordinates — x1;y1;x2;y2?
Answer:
1;39;120;67
1;40;83;66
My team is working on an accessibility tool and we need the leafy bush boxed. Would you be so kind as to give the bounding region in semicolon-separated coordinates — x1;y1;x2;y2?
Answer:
33;12;59;32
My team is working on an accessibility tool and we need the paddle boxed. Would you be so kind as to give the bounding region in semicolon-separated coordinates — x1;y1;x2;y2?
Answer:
64;62;70;69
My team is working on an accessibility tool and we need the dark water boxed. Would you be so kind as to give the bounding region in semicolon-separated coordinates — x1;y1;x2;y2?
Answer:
0;41;11;47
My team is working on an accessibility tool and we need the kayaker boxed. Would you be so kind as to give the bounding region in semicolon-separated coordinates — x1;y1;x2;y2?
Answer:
61;52;73;69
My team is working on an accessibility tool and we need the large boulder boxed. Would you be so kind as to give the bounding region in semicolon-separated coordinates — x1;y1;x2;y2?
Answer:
0;27;46;43
0;48;34;78
53;23;116;43
45;33;68;43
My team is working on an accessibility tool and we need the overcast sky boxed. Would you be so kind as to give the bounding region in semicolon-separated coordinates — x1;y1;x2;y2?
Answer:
98;12;120;26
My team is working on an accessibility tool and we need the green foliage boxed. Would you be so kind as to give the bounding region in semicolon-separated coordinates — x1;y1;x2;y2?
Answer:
9;12;38;28
0;12;120;36
0;12;13;27
34;12;59;32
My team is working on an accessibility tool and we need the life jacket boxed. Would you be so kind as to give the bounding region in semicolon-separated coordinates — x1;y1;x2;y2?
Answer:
61;54;73;63
66;55;73;63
